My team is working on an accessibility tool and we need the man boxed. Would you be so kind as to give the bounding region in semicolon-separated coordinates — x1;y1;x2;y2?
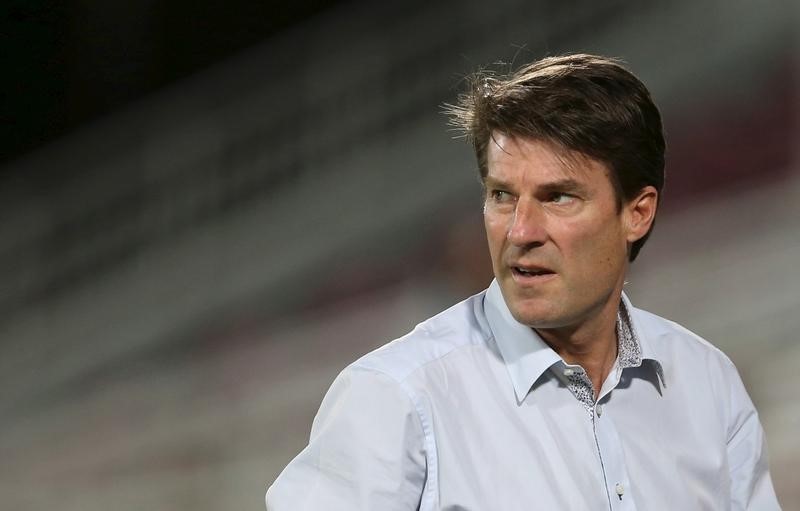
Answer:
266;54;780;510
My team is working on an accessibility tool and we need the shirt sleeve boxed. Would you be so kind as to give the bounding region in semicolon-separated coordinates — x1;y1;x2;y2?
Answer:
266;365;427;511
723;359;782;510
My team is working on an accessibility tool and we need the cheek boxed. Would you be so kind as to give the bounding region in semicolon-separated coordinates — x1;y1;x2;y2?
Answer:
559;218;626;269
484;213;507;246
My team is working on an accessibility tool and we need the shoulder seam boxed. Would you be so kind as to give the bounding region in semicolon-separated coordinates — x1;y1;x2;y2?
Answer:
351;339;484;384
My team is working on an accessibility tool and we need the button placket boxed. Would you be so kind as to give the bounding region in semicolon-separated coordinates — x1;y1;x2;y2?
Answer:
593;408;636;510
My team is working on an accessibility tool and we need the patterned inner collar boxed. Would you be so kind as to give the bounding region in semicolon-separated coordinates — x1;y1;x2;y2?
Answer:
556;299;662;410
616;298;642;369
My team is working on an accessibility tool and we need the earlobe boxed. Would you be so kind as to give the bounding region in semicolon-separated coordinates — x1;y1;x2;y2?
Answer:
625;186;658;242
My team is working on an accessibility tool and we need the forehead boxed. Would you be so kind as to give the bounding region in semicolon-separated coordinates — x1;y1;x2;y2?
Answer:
485;133;610;184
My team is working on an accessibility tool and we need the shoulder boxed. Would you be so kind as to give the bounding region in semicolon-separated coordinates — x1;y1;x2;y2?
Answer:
630;305;740;377
349;289;491;384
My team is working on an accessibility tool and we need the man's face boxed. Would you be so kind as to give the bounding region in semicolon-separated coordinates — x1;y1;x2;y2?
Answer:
483;134;653;332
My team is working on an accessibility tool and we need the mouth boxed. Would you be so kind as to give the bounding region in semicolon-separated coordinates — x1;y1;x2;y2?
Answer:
510;265;556;283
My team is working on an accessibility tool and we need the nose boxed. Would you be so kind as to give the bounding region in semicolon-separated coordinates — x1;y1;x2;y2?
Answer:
507;199;548;247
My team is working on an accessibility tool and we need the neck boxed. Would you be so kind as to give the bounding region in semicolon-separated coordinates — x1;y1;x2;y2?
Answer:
535;293;622;399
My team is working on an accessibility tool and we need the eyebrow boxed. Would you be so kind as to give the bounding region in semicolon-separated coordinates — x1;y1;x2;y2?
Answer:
537;178;589;196
482;176;509;189
483;176;589;196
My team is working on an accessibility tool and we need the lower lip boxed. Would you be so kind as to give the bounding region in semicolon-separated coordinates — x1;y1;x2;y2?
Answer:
510;268;557;285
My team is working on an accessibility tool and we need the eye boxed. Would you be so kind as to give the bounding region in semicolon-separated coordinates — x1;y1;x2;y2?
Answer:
489;189;514;203
549;192;576;205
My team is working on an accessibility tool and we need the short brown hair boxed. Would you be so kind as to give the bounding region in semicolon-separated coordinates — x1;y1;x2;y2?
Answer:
446;53;665;261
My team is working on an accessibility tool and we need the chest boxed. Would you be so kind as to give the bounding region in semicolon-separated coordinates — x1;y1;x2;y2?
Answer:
422;374;730;511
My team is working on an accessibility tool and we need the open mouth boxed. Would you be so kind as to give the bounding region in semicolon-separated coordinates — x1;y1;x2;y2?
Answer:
511;266;556;280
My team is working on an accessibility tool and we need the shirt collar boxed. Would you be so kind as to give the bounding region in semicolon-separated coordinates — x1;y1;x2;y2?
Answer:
620;292;666;386
484;279;665;403
484;280;561;403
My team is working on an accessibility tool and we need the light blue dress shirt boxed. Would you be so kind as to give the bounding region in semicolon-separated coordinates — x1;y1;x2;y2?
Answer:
266;280;780;510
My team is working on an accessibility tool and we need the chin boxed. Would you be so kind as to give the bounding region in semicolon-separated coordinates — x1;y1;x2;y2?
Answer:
508;302;562;328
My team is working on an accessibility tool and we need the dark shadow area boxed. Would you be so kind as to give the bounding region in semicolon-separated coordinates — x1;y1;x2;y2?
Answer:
1;0;345;170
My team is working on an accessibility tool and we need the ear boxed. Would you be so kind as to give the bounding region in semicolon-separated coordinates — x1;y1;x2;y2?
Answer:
623;186;658;243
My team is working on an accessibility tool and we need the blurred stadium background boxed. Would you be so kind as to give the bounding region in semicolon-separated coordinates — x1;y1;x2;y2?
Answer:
1;0;798;509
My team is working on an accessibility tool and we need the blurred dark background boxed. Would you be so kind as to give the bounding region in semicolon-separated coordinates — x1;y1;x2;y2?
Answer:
3;0;345;168
1;1;798;510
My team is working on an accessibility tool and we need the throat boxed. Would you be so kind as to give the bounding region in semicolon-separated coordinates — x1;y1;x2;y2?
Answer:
537;330;618;400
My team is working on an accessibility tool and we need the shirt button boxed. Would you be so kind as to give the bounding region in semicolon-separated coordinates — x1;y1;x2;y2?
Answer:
596;405;603;416
563;368;575;376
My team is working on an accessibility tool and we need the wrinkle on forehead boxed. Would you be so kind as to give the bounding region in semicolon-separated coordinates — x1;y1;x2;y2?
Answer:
489;131;603;178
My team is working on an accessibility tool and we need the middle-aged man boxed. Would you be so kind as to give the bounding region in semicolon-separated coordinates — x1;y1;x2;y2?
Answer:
266;54;780;510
